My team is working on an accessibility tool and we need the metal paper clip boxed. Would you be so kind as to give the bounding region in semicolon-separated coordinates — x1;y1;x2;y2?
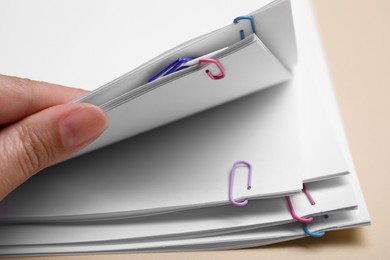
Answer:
199;58;225;80
229;161;252;207
233;15;256;40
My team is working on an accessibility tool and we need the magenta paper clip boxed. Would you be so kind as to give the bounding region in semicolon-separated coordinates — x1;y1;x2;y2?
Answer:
285;196;314;223
303;184;316;205
199;58;225;80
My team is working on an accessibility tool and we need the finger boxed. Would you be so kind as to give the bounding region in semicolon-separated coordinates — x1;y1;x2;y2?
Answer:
0;103;108;200
0;74;88;125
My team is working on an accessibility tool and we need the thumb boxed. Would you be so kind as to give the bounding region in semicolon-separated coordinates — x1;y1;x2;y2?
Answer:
0;103;108;199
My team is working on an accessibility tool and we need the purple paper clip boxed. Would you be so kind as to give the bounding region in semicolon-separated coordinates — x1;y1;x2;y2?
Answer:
229;161;252;207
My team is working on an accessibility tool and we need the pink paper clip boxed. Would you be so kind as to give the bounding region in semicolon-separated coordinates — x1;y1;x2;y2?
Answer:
286;184;317;223
303;184;315;205
285;196;314;223
301;185;326;237
229;161;252;207
199;58;225;80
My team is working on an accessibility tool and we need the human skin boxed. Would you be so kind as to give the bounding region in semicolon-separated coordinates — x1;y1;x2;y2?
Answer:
0;74;109;200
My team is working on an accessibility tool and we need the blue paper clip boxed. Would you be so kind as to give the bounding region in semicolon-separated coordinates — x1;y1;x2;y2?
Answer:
303;223;326;238
164;58;193;76
239;30;245;40
148;58;194;83
233;15;256;40
148;59;181;83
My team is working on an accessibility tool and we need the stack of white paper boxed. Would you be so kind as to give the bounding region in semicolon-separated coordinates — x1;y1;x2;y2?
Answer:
0;0;370;256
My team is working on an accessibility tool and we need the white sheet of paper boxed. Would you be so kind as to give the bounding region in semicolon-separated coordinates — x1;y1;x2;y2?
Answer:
74;0;297;106
0;76;303;221
0;0;371;256
78;34;292;155
0;0;292;90
0;176;356;246
0;0;350;222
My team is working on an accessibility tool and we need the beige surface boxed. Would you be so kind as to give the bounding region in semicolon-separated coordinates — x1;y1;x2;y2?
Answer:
15;0;390;259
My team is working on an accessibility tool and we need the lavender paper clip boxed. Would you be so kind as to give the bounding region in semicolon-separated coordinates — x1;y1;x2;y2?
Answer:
229;161;252;207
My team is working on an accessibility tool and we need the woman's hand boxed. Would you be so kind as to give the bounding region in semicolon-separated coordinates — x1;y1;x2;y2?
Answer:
0;75;108;200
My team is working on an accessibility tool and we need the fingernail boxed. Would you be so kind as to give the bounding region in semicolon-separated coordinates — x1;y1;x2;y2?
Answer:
60;105;108;148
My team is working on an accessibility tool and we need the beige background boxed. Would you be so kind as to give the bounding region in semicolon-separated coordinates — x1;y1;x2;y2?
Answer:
16;0;390;259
